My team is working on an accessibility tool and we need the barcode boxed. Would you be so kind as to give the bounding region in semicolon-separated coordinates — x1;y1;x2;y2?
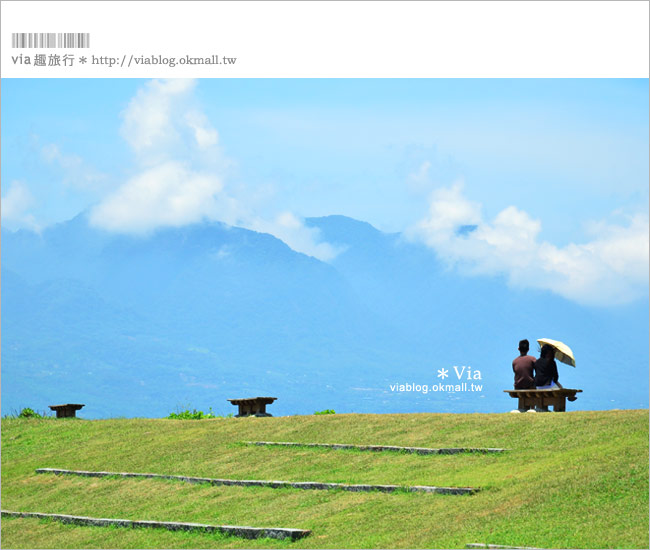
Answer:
11;33;90;48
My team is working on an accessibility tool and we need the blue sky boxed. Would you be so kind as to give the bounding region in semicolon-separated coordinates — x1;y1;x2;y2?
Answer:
2;78;648;306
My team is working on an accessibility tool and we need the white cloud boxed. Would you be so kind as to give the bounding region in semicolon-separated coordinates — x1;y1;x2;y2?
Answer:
90;79;339;262
184;110;218;149
1;181;40;231
120;78;198;160
247;212;342;262
416;181;482;235
409;182;649;306
89;161;223;234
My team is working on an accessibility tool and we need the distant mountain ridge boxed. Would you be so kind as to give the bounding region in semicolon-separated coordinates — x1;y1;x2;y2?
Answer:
2;214;648;418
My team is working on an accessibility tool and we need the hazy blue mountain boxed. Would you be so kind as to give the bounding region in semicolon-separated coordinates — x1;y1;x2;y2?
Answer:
2;214;648;418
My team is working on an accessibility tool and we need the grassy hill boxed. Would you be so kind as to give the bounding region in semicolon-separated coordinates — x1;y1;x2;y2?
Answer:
1;410;648;548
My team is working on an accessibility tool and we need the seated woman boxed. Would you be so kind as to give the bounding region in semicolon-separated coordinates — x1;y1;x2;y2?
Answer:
534;344;564;389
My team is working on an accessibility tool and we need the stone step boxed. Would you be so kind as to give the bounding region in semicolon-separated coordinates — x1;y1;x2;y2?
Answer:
466;544;539;549
36;467;480;495
1;510;310;540
247;440;507;455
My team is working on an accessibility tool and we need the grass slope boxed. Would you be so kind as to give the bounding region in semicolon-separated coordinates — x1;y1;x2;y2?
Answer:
1;410;648;549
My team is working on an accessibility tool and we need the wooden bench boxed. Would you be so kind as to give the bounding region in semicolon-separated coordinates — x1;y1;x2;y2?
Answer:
227;397;277;417
504;389;582;412
49;404;84;418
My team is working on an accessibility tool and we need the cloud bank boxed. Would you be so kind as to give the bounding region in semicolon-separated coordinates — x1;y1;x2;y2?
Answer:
89;79;336;261
408;182;649;306
249;212;341;262
90;162;224;233
1;181;40;232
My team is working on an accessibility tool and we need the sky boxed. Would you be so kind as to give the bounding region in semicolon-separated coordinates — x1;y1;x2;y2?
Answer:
1;78;648;307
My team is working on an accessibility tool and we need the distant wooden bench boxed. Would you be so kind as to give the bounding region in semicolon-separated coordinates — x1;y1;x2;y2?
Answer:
227;397;277;417
49;404;84;418
504;389;582;412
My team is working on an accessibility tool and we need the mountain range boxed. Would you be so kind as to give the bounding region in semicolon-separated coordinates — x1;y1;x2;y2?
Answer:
2;214;648;418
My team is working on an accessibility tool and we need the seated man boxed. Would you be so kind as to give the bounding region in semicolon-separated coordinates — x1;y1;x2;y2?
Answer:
534;344;564;389
512;339;536;389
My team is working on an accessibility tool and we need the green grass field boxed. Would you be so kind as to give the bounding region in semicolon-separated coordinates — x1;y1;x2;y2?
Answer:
2;410;648;548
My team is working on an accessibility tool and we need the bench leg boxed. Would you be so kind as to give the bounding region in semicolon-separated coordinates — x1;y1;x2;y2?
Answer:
552;397;566;412
517;397;531;411
542;396;566;412
523;396;538;410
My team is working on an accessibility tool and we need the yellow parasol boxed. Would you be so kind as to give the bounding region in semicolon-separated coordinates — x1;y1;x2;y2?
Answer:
537;338;576;367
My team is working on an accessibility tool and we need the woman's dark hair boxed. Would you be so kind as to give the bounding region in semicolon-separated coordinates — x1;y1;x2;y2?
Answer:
541;344;555;359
